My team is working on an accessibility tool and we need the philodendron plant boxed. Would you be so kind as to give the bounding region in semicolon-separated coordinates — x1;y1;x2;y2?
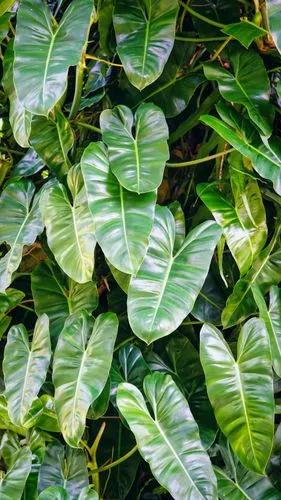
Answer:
0;0;281;498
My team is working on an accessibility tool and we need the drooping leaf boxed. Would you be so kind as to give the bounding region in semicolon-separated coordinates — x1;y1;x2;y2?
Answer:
113;0;178;90
222;20;268;48
204;47;273;135
30;112;74;177
0;179;43;292
267;0;281;55
3;41;32;148
117;372;217;499
38;442;89;498
3;314;51;427
81;141;156;274
201;114;281;196
252;284;281;378
100;104;169;193
0;447;32;500
200;319;274;473
198;152;267;275
128;205;221;343
14;0;93;115
31;260;98;342
53;311;118;446
41;166;95;283
222;227;281;327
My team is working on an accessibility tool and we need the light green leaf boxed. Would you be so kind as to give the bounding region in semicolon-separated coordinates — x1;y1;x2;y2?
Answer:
30;111;74;178
113;0;178;90
53;311;118;447
14;0;93;115
200;319;274;473
201;114;281;196
38;442;89;498
31;260;98;342
3;41;32;148
0;447;32;500
222;228;281;327
100;104;169;193
0;179;43;292
81;141;156;274
168;200;186;252
204;47;273;135
267;0;281;55
214;467;251;499
78;486;99;499
252;285;281;378
12;149;45;178
3;315;51;427
128;205;221;343
0;0;15;16
41;166;95;283
117;372;217;500
38;487;70;500
222;20;268;48
198;153;267;275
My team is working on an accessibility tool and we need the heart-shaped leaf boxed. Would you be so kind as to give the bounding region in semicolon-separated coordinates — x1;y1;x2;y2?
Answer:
100;104;169;193
200;318;274;474
117;372;217;500
128;205;221;343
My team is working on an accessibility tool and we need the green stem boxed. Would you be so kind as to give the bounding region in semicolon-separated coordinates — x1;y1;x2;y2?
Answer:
175;35;228;42
85;54;122;67
89;444;138;474
114;336;135;352
74;121;102;134
89;422;106;495
0;146;25;156
167;148;234;167
69;61;85;119
180;1;226;28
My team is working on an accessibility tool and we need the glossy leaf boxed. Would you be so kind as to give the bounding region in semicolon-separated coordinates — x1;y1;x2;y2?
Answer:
38;442;89;498
0;180;43;291
222;20;267;48
267;0;281;55
53;311;118;446
200;319;274;473
204;47;273;135
113;0;178;90
0;0;15;16
252;285;281;378
14;0;93;115
13;149;45;178
117;372;217;499
30;112;74;177
0;447;32;500
100;103;169;193
81;141;156;274
41;167;95;283
31;260;98;342
198;153;267;275
3;315;51;427
38;487;70;500
128;205;221;343
201;114;281;196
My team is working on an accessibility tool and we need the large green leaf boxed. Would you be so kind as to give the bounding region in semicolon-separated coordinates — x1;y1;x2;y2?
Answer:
100;104;169;193
222;228;281;327
267;0;281;55
81;141;156;274
113;0;178;90
14;0;93;115
198;153;267;275
13;149;45;178
128;205;221;343
201;114;281;195
3;41;32;148
204;47;273;135
31;260;98;342
0;447;32;500
30;112;74;177
53;311;118;446
252;285;281;378
38;442;89;498
41;166;95;283
117;372;217;499
0;180;43;292
3;315;51;427
38;487;70;500
222;20;268;48
200;319;274;473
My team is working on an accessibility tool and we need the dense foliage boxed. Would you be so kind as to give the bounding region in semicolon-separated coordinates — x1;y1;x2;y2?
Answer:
0;0;281;498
